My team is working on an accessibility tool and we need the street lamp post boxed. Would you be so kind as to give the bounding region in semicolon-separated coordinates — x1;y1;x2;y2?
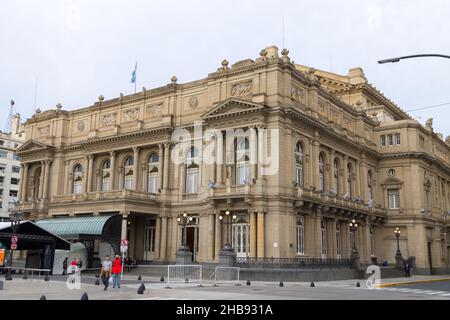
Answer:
6;202;22;281
349;219;360;269
175;212;194;264
218;210;237;266
394;227;403;269
378;54;450;64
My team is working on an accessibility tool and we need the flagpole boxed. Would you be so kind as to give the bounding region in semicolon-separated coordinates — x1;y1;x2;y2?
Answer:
134;61;137;94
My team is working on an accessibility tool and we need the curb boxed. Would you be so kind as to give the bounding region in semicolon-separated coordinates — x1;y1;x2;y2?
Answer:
377;277;450;288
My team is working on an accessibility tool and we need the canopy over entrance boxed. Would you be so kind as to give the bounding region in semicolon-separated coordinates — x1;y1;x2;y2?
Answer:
35;215;122;268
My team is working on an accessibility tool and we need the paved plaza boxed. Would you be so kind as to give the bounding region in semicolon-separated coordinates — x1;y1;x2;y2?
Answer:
1;275;450;300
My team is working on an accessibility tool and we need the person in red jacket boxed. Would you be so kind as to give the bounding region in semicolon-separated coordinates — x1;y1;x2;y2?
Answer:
111;255;122;289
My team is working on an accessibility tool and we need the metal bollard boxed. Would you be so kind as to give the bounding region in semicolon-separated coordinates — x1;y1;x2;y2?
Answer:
40;295;47;300
0;280;3;290
246;280;251;286
279;281;284;287
160;276;164;282
310;281;315;287
137;283;145;295
138;275;142;281
81;292;89;300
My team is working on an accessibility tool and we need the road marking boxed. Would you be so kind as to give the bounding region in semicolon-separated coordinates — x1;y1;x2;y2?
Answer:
440;293;450;296
425;291;447;295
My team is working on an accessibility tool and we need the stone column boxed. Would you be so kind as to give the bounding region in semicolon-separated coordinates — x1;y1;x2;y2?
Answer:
250;210;257;258
329;149;335;193
110;151;116;190
154;217;161;259
20;164;29;202
250;127;258;182
311;139;320;190
257;126;265;177
18;164;24;202
158;143;164;191
160;216;168;260
63;161;70;194
82;156;89;193
121;212;129;241
328;219;337;259
355;159;362;199
87;154;94;192
360;156;368;202
343;155;349;195
133;147;140;191
163;143;170;190
214;214;222;261
207;214;215;261
39;161;45;199
43;160;51;200
257;210;265;258
216;131;224;185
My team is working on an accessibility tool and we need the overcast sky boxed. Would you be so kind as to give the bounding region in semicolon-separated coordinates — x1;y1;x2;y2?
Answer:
1;0;449;136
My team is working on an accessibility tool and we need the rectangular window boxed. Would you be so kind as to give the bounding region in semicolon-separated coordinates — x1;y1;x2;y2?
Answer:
0;151;6;159
12;166;20;174
13;154;20;161
9;190;18;198
0;176;3;186
388;189;400;209
395;133;401;145
0;165;5;173
380;135;386;147
336;223;341;259
388;134;394;146
148;173;158;193
186;169;199;194
10;178;19;185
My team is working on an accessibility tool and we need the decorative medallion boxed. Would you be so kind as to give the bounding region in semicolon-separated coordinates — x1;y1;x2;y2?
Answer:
189;96;198;108
230;81;252;97
124;108;140;121
388;169;396;177
77;121;85;132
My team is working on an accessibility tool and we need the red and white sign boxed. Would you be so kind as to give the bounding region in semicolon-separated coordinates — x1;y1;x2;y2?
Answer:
11;243;17;250
121;239;129;246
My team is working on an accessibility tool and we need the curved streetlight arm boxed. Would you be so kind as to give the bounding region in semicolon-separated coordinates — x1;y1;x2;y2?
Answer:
378;54;450;64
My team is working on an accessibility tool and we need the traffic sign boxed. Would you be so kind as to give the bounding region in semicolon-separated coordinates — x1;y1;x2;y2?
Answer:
11;243;17;250
120;245;128;253
121;239;129;246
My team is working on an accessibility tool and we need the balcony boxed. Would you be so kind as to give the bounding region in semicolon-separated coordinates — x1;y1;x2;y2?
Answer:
210;184;252;198
51;189;158;204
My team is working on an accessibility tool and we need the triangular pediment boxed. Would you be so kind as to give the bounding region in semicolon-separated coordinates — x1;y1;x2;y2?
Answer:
202;98;266;120
16;139;53;154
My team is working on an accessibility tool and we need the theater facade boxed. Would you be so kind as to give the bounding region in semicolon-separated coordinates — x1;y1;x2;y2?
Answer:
15;45;450;274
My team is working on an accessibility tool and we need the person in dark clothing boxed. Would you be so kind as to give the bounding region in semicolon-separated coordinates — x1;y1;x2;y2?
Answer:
62;257;68;275
76;258;83;270
404;263;411;277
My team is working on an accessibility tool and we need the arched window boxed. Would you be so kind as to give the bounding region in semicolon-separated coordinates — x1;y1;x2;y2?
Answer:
295;142;304;187
319;153;325;193
186;147;200;194
123;156;134;190
347;163;353;199
73;164;83;194
368;170;374;203
236;138;250;185
296;216;305;256
147;153;159;193
333;158;340;195
101;160;111;192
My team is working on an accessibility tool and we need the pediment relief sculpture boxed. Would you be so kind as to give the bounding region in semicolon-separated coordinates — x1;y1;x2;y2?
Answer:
230;81;252;97
101;113;117;127
124;108;140;121
146;103;163;117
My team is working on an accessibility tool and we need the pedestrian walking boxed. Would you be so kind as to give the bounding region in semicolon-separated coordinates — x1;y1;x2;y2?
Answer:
404;262;411;277
100;255;112;291
62;257;68;275
70;259;77;274
111;255;122;289
76;258;83;270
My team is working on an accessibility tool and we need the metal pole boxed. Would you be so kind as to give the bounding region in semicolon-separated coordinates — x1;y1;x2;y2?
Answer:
378;54;450;64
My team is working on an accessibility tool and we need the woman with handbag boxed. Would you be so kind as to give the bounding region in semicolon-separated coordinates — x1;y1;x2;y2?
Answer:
100;255;112;291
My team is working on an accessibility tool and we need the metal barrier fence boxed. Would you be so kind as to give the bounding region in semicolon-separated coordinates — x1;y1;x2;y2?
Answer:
167;265;203;288
235;257;353;269
0;267;52;280
213;266;240;286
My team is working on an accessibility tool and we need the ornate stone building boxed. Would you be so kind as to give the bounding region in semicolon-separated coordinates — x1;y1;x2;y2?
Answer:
16;45;450;274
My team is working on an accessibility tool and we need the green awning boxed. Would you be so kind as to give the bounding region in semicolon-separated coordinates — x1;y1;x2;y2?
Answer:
35;215;116;238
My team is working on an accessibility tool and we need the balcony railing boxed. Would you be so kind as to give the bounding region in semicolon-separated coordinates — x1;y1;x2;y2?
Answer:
51;189;157;203
235;257;353;269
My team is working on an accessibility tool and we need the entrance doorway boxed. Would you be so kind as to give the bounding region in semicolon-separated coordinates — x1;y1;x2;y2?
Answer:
232;223;250;258
144;218;156;260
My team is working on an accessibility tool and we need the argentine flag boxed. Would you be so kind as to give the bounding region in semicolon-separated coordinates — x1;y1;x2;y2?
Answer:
131;62;137;83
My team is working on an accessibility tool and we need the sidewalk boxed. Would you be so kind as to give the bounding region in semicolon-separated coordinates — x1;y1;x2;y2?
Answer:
314;275;450;288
